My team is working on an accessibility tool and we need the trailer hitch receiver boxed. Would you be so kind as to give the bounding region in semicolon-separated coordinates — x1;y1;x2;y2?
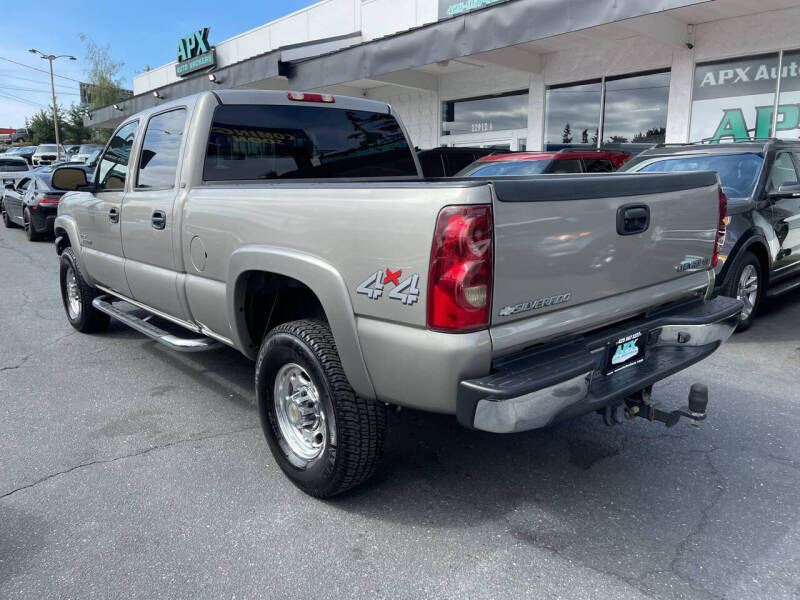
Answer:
603;384;709;428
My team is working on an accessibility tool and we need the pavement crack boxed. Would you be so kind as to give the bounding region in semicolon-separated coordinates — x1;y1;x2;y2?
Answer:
0;425;259;500
0;330;76;372
658;447;726;600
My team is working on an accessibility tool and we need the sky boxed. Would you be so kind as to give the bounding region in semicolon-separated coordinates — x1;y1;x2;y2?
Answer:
0;0;317;128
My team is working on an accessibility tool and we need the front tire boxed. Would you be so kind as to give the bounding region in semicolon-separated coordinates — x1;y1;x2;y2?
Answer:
256;319;387;498
59;247;110;333
723;251;762;332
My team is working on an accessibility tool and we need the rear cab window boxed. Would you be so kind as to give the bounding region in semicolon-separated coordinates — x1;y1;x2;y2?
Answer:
203;104;418;181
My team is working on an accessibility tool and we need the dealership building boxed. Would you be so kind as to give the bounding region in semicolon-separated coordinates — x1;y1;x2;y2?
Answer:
87;0;800;152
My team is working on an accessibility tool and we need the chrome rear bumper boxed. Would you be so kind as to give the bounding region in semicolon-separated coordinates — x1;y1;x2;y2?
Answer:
458;296;742;433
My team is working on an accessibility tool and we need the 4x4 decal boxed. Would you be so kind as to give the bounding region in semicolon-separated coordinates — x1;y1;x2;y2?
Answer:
357;268;420;305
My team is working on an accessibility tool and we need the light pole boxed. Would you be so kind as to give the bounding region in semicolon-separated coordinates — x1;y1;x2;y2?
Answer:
28;49;76;162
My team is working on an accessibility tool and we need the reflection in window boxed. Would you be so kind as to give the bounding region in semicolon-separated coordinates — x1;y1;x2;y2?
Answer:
204;105;418;181
690;54;779;143
442;91;529;136
778;50;800;140
544;71;670;147
97;121;138;190
137;109;187;188
545;82;601;146
632;153;763;198
603;71;670;144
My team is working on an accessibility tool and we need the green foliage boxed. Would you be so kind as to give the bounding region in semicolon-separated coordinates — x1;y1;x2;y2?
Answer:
26;103;109;145
27;107;64;144
79;33;126;109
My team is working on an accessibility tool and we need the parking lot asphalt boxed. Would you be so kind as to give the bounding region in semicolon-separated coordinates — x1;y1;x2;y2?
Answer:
1;224;799;600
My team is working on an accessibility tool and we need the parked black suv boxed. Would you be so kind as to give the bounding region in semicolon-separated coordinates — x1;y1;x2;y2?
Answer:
416;147;499;177
620;138;800;330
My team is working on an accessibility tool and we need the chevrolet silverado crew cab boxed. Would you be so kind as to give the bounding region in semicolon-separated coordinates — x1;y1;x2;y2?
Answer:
50;90;742;497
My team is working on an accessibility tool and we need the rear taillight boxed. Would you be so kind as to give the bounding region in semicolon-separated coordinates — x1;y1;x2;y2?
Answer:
427;205;493;332
712;186;728;267
287;92;335;103
39;195;60;205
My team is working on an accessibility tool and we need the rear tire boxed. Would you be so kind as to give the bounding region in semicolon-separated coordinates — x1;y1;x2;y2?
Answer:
1;201;16;228
59;247;110;333
723;251;762;332
256;319;387;498
23;208;42;241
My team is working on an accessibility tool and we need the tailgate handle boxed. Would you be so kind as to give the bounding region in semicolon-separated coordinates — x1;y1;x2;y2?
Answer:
617;204;650;236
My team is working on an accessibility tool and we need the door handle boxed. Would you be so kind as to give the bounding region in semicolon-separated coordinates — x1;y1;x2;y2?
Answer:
617;204;650;236
151;209;166;230
108;207;119;223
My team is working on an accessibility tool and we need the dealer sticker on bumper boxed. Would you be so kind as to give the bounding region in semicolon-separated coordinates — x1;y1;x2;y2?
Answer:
605;331;646;375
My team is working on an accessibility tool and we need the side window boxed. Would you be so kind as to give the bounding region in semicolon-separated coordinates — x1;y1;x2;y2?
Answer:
97;121;139;191
584;158;615;173
550;159;582;174
768;153;799;191
17;178;30;191
136;109;187;189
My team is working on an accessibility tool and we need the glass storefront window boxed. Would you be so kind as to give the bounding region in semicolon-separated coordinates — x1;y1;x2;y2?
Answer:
442;91;529;137
544;71;669;148
603;71;670;144
690;53;779;143
544;81;601;146
777;50;800;140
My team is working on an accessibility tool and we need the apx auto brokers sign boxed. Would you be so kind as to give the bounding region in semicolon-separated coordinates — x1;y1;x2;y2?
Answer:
176;28;216;77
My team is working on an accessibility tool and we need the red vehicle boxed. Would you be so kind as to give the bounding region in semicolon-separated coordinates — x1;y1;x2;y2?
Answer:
455;149;633;177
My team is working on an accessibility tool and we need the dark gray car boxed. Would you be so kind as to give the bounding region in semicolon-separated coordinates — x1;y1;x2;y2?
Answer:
1;173;64;240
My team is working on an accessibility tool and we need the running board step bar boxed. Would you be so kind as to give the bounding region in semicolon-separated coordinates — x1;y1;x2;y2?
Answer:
765;276;800;298
92;296;222;353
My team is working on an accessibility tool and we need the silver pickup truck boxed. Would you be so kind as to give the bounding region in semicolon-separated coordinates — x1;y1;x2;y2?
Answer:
50;90;742;497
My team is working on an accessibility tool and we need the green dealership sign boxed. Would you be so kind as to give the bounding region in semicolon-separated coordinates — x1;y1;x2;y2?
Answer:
176;28;216;77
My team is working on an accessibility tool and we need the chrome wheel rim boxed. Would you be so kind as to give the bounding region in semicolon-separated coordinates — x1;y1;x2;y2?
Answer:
65;267;81;320
273;363;326;460
736;264;759;320
23;213;30;234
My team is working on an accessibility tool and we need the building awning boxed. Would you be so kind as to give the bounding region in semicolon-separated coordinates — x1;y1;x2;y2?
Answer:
85;51;282;128
287;0;710;90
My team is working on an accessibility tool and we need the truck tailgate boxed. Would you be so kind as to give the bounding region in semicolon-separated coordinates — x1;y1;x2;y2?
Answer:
489;172;721;332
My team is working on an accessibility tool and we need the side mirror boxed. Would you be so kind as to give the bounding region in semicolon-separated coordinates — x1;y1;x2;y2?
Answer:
768;182;800;200
51;166;88;191
4;183;14;190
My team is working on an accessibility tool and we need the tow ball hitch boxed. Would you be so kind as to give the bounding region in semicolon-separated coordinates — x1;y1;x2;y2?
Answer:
602;384;709;428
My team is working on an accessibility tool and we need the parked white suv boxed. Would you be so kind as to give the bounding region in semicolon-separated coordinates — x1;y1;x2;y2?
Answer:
31;144;67;167
69;144;103;164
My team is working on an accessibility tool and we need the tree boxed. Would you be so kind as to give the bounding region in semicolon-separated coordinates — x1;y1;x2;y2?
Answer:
27;106;65;144
562;123;572;144
63;105;94;143
79;33;126;109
